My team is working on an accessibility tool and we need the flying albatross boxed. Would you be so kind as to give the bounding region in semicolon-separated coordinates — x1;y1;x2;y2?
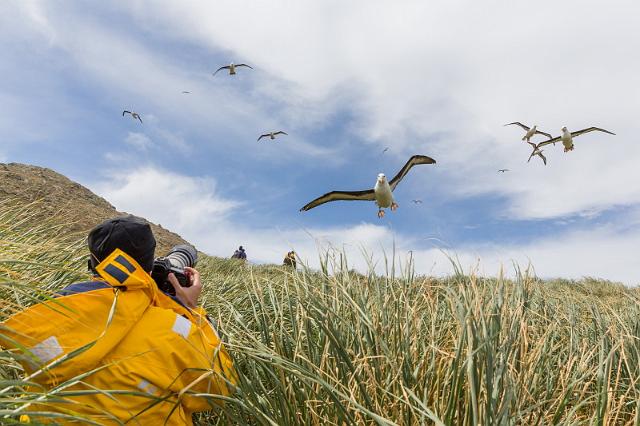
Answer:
122;110;142;123
300;155;436;218
258;131;288;141
213;62;253;76
526;142;547;165
535;126;615;152
505;122;553;143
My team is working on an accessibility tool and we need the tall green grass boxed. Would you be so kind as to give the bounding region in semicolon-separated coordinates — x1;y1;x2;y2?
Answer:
2;200;640;425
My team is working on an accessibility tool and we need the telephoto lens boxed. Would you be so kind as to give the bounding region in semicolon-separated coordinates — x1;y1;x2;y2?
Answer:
166;244;198;272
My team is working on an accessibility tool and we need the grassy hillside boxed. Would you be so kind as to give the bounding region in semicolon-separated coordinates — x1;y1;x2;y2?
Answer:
2;197;640;423
0;163;191;255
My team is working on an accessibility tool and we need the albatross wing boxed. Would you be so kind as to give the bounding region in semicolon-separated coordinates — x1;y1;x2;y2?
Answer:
388;155;436;191
539;151;547;165
535;136;562;148
526;142;538;162
213;66;230;76
535;130;553;139
300;189;375;212
504;122;531;131
570;127;616;137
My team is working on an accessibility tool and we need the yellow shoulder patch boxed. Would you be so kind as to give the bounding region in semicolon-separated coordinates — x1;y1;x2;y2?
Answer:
95;248;157;294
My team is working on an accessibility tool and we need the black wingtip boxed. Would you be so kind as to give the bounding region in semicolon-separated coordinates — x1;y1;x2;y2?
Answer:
416;154;437;164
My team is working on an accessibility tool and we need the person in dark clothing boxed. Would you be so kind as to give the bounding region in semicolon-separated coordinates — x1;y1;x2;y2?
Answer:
231;246;247;261
283;251;296;269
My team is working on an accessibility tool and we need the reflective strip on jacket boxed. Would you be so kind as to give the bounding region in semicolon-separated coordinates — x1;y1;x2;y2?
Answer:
0;248;238;425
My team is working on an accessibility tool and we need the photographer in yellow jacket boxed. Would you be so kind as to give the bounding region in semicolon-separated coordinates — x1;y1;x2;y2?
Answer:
1;216;237;425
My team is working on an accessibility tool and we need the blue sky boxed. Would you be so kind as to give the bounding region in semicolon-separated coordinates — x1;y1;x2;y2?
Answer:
2;1;640;283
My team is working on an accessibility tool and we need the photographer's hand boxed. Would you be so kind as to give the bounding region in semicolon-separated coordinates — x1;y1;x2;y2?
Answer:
168;267;202;309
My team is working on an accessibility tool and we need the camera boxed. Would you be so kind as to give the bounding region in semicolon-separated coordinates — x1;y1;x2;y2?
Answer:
151;244;198;296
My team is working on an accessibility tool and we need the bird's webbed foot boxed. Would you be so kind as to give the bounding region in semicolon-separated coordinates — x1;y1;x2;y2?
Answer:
391;202;398;211
377;209;385;218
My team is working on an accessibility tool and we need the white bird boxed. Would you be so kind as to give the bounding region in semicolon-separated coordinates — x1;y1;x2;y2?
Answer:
213;62;253;76
526;142;547;165
300;155;436;218
536;126;616;152
258;131;288;142
498;169;510;173
122;110;142;123
504;122;553;143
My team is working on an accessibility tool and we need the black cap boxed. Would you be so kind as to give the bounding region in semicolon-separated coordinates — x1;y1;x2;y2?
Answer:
88;215;156;272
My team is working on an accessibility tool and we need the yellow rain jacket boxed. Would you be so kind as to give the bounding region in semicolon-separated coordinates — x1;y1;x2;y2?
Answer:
0;249;237;425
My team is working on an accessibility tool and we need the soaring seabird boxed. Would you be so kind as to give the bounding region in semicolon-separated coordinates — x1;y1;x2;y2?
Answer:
536;126;616;152
181;91;191;94
122;110;142;123
505;122;553;143
213;63;253;76
382;147;389;154
498;169;510;173
300;155;436;218
411;199;423;204
526;142;547;165
258;131;288;142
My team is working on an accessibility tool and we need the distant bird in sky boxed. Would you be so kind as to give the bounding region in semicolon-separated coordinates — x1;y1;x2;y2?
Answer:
300;155;436;218
536;126;616;152
382;147;389;154
411;199;423;204
258;131;288;142
505;122;553;143
498;169;510;173
213;62;253;76
122;110;142;123
527;142;547;165
181;91;191;94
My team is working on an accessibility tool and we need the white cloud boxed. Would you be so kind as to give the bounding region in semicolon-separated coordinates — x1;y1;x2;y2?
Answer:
5;2;640;285
88;165;395;265
88;166;640;285
6;2;347;167
115;0;640;221
92;166;240;235
124;132;152;151
411;226;640;286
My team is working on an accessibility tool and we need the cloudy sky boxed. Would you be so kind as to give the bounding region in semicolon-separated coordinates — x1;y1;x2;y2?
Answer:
2;1;639;283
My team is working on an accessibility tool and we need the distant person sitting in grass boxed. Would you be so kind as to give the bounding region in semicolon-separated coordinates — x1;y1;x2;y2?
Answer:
231;245;247;261
283;250;297;268
0;216;237;425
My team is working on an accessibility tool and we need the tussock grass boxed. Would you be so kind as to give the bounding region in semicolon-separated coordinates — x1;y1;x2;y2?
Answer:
1;200;640;425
